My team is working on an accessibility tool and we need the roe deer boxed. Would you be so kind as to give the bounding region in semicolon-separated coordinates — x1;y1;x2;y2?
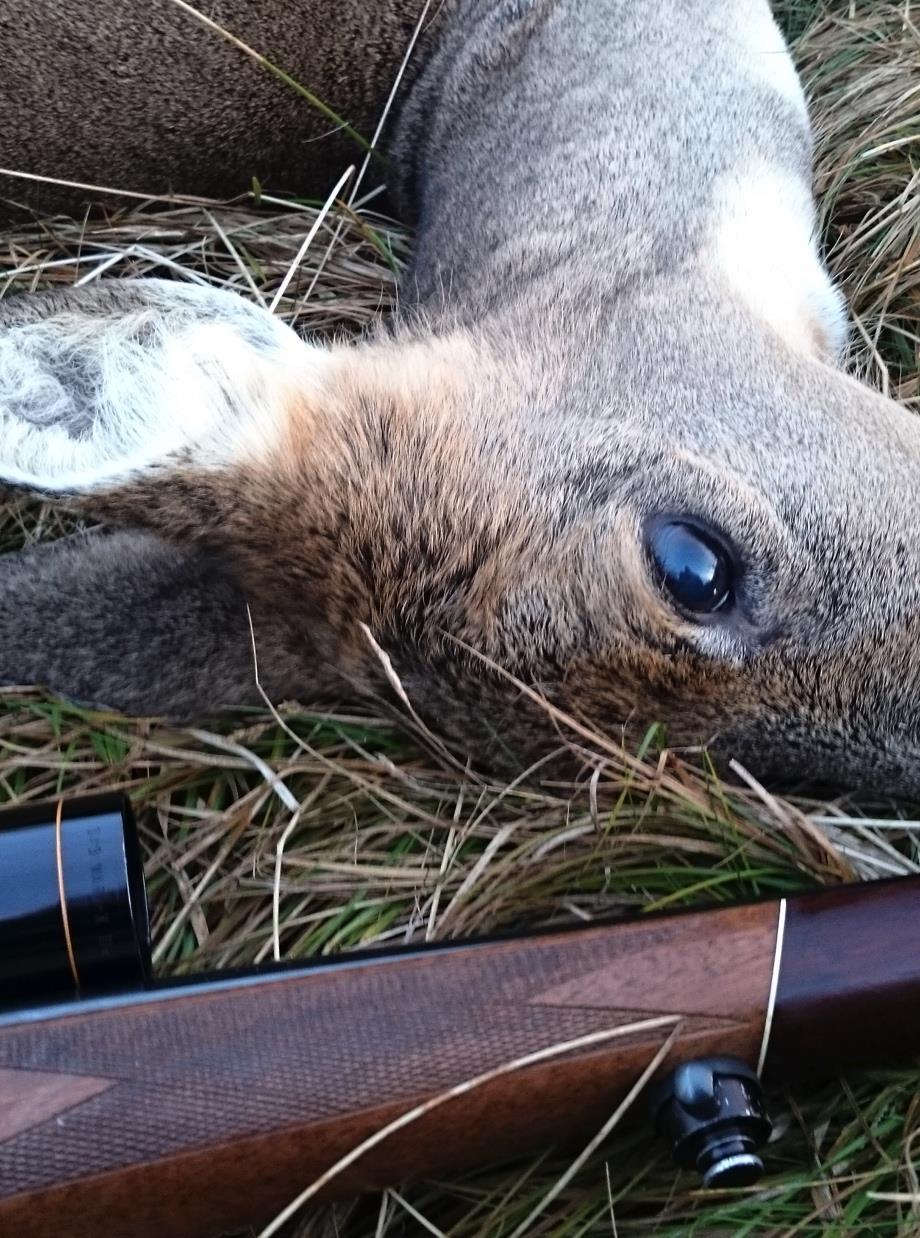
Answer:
0;0;918;792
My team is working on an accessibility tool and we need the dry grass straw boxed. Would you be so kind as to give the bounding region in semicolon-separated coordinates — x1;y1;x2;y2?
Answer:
801;2;920;406
0;1;918;1234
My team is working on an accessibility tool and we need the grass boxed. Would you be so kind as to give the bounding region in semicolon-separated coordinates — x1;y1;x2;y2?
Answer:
0;1;918;1234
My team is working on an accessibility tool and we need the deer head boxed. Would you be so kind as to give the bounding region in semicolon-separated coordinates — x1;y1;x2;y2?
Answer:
1;0;919;794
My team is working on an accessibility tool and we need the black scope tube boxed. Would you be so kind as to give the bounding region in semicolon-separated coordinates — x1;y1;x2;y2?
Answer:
0;793;151;1009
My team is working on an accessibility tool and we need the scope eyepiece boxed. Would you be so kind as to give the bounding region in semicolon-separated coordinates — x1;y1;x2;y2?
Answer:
0;792;151;1010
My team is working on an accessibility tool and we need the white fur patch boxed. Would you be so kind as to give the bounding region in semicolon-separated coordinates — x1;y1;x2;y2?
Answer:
709;165;847;357
733;2;808;116
0;281;329;492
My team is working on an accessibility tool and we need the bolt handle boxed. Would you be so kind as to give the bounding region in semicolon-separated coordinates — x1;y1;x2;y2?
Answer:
649;1056;772;1188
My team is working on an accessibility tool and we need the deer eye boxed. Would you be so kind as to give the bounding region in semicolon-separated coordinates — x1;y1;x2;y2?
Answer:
647;520;734;615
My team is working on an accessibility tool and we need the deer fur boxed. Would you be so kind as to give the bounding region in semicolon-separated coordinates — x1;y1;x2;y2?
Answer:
1;0;918;791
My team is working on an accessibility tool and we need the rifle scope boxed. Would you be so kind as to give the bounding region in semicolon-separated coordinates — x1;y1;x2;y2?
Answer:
0;794;150;1008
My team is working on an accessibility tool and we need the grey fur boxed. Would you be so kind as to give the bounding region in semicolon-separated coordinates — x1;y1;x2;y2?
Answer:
0;531;319;717
394;0;810;313
1;1;918;794
0;0;441;213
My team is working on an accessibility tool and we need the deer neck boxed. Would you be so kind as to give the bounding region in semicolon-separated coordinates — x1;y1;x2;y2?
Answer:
391;0;826;351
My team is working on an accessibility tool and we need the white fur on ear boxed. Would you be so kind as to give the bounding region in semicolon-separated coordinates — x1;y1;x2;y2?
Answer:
0;280;328;493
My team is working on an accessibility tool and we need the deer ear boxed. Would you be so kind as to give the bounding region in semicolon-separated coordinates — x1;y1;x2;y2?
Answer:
0;279;328;496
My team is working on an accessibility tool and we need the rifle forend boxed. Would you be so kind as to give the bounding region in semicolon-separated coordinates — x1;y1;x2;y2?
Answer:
1;877;919;1237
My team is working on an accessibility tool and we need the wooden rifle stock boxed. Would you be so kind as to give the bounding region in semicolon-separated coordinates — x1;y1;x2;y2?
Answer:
1;878;919;1237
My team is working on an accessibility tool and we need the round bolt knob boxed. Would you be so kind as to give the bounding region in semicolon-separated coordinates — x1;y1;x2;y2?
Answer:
673;1061;720;1117
649;1056;772;1190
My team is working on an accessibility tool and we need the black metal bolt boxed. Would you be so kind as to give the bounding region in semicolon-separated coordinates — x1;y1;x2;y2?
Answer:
649;1056;772;1188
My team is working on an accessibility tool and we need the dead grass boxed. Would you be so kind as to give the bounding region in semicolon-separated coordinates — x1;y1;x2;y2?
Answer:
0;1;918;1235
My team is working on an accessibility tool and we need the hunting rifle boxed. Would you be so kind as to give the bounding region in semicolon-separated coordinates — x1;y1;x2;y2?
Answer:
1;793;918;1238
